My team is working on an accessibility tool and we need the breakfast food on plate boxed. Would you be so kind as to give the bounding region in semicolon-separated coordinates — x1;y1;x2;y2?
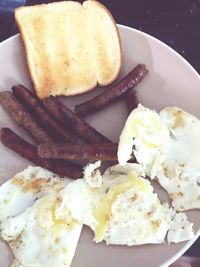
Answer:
0;1;197;266
118;105;200;211
10;259;23;267
1;194;82;267
126;88;139;114
37;142;118;161
0;128;82;178
59;163;194;245
0;161;195;267
75;64;148;117
83;160;102;188
43;97;111;144
15;0;122;99
0;166;71;221
12;85;77;143
0;166;82;267
0;91;53;143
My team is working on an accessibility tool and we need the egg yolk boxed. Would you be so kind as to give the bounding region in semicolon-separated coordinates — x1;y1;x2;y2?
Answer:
36;195;77;231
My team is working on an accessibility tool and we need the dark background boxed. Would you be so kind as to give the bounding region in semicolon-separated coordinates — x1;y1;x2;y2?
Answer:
0;0;199;259
1;0;200;73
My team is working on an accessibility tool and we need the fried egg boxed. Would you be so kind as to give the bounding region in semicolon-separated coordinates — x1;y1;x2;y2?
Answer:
0;193;82;267
0;166;82;267
83;160;102;188
118;105;200;211
59;163;194;245
0;166;71;221
10;259;26;267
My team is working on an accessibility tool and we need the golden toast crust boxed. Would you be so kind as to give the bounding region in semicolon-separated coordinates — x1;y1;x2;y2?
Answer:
15;1;122;99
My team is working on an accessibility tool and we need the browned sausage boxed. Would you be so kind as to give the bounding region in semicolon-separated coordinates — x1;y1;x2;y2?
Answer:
12;85;77;143
38;142;118;161
126;89;139;114
75;64;148;117
43;97;111;144
0;91;53;144
0;128;82;178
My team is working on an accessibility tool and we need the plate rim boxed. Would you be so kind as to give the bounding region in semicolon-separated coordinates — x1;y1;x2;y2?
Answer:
1;23;199;79
0;24;199;267
120;25;200;267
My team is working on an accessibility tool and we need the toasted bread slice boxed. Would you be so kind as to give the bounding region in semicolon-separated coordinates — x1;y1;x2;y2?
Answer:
15;1;122;99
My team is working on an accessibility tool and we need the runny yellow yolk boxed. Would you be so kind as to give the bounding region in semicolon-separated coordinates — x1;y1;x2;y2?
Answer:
36;196;77;231
93;171;148;243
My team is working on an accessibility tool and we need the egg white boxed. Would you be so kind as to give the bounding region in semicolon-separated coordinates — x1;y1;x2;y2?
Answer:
0;166;81;267
59;163;194;245
10;259;26;267
0;193;82;267
118;105;200;211
0;166;71;221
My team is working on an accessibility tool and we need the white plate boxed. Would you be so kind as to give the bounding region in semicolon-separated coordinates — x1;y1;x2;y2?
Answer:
0;25;199;267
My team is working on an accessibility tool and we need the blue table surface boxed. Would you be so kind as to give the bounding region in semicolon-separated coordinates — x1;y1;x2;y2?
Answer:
0;0;199;260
